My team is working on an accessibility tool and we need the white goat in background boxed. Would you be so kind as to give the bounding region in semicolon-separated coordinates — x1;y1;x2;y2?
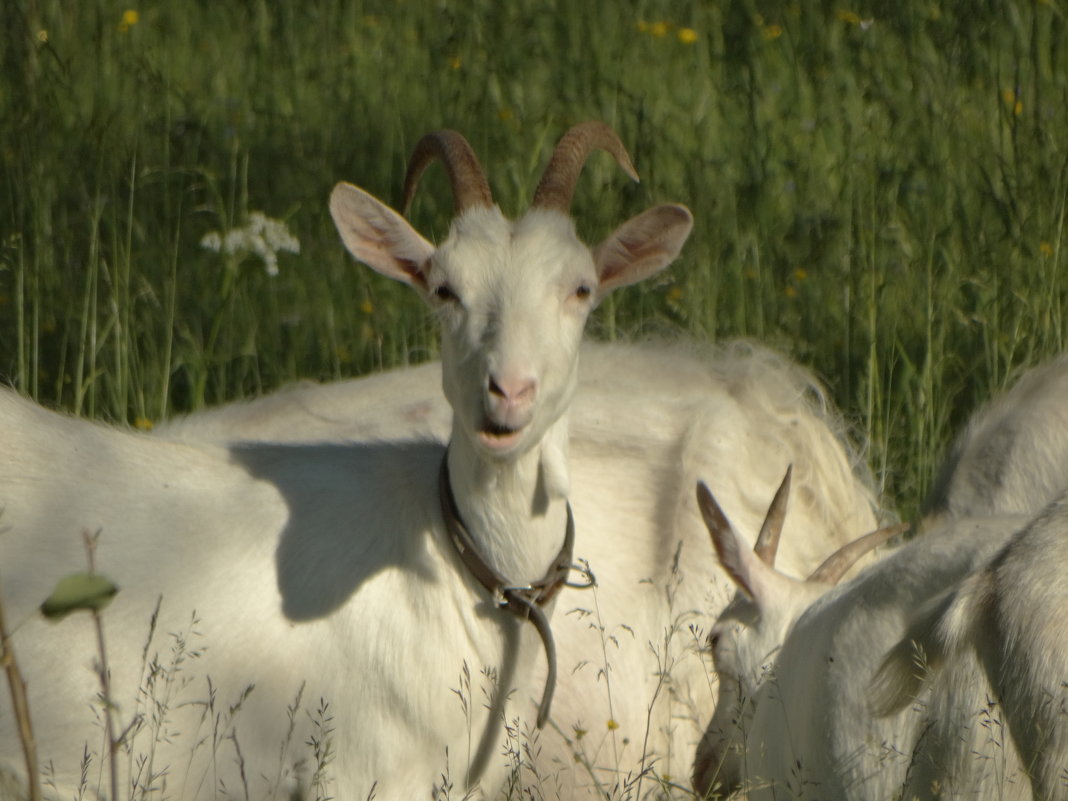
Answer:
922;354;1068;524
157;337;884;795
694;352;1068;800
875;489;1068;801
0;122;694;800
692;475;1030;800
870;354;1068;799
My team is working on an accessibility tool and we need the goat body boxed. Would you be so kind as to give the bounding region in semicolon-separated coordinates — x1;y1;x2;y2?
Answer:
0;389;518;798
694;489;1029;799
696;351;1068;800
158;338;882;795
876;490;1068;800
0;338;880;799
923;354;1068;524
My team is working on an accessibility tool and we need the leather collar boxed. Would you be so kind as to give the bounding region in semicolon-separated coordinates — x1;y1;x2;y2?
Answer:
438;450;591;728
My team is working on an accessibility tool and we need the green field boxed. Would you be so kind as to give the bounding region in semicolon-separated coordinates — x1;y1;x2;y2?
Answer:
3;0;1066;520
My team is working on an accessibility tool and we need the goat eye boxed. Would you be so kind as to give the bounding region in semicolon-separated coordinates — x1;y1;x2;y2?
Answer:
573;284;593;301
433;284;458;303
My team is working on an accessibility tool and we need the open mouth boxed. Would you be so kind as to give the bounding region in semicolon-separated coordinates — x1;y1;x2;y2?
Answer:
478;418;525;450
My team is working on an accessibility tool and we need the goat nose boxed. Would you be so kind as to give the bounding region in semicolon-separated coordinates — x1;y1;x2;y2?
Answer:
488;373;537;406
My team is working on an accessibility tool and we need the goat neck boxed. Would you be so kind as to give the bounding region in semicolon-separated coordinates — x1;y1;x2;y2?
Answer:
444;410;572;586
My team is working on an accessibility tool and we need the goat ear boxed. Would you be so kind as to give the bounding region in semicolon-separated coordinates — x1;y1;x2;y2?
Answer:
593;204;693;298
697;481;776;604
330;182;436;289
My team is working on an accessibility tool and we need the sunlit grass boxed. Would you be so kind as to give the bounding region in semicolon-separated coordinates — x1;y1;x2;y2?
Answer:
2;0;1067;520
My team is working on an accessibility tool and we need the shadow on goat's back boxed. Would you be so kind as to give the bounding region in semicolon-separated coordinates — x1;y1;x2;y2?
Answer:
229;438;445;622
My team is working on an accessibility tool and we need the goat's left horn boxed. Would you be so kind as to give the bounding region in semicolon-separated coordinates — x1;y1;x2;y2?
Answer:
754;466;792;567
807;522;910;585
532;121;639;213
402;130;494;216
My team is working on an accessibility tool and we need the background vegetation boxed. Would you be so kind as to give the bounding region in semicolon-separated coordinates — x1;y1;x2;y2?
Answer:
2;0;1066;520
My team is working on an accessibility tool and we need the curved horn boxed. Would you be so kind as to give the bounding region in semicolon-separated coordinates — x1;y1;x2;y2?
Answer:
402;130;493;216
807;523;910;585
532;121;640;213
754;466;792;567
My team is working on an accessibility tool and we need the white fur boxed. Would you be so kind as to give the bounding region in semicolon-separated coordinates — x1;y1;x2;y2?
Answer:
923;354;1068;524
157;339;882;795
868;354;1068;800
695;504;1029;800
0;339;881;800
695;354;1068;800
874;491;1068;800
0;132;694;800
0;146;881;797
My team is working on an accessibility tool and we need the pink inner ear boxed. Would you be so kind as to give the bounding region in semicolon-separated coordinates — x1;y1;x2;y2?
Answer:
598;237;648;286
330;182;436;288
372;238;428;289
399;257;429;289
595;204;693;294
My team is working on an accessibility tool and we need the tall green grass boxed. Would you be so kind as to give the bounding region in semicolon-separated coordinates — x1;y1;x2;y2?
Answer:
2;0;1066;518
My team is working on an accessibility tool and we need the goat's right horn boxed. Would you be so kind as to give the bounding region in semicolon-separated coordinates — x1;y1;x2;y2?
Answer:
807;522;910;585
532;121;639;213
402;130;494;216
754;466;792;567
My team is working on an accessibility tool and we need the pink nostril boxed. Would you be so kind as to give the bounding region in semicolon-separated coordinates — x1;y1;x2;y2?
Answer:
487;374;537;404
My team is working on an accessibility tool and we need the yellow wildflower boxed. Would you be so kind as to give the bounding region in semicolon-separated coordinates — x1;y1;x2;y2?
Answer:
785;285;797;299
793;267;808;281
1040;241;1054;257
37;29;48;43
837;9;862;25
498;107;514;122
1002;88;1023;115
606;718;620;730
678;27;699;44
449;55;462;70
118;9;139;32
636;20;649;33
360;299;374;314
650;21;669;37
762;24;783;40
667;285;684;302
133;417;153;431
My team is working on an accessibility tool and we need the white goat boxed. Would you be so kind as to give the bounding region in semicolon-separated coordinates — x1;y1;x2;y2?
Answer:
155;337;883;795
922;354;1068;524
874;491;1068;800
864;353;1068;799
0;122;694;800
692;475;1031;800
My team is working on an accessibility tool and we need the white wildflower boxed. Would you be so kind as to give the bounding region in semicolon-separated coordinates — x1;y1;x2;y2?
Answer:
199;211;300;276
200;231;222;252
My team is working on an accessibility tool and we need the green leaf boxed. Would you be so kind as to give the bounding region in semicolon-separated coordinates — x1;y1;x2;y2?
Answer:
40;573;119;620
